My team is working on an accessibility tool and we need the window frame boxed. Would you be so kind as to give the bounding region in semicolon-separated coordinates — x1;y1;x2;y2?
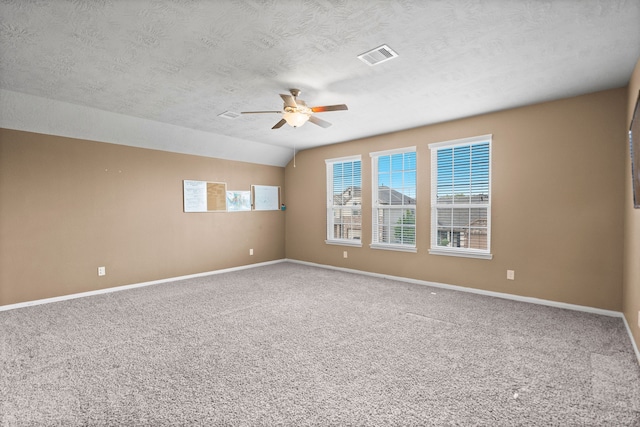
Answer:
429;135;492;260
325;155;363;247
370;146;417;253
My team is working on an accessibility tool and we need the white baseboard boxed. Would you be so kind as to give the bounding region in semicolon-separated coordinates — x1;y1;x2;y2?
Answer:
621;315;640;364
286;258;640;364
0;259;286;312
287;259;621;316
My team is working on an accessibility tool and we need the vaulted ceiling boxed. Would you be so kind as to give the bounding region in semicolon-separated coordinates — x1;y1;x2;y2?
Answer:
1;0;639;166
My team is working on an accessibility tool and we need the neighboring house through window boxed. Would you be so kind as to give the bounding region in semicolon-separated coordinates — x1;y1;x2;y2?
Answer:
370;147;417;252
326;156;362;246
429;135;492;259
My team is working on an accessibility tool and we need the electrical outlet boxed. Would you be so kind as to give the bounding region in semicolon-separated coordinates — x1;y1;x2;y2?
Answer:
249;248;253;256
97;266;106;276
343;251;348;259
507;270;515;280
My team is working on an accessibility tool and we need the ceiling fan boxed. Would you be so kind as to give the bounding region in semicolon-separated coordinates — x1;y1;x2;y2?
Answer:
241;89;348;129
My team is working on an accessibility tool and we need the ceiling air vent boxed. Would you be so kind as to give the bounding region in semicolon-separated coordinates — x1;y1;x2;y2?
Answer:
218;111;241;119
357;44;398;66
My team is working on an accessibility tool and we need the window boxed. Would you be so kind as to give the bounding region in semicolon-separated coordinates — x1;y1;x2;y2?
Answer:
326;156;362;246
370;147;417;252
429;135;492;259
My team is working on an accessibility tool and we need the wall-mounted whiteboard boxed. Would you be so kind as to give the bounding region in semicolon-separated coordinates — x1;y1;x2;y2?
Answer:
183;180;227;212
252;185;280;211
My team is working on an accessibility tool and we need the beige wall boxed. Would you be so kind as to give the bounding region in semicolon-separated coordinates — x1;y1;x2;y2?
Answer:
624;58;640;351
0;86;632;320
286;88;627;311
0;129;285;305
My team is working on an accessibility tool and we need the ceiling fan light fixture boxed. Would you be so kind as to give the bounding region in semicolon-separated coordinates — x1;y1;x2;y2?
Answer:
283;110;310;128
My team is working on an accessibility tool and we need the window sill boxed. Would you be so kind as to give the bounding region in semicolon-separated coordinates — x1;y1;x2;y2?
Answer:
325;239;362;247
428;248;493;260
370;243;417;253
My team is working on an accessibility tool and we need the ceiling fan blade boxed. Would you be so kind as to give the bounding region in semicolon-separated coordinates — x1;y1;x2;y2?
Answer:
308;115;332;128
241;110;281;114
272;118;287;129
280;94;297;108
311;104;348;113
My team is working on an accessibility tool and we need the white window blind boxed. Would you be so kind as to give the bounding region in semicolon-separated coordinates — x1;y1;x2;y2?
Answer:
429;135;492;259
326;156;362;246
370;147;417;252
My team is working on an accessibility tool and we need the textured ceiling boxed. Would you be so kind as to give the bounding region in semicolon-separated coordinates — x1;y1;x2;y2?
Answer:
1;0;639;166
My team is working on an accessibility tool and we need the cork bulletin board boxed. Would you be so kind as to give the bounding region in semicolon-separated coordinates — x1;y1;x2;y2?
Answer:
183;180;227;212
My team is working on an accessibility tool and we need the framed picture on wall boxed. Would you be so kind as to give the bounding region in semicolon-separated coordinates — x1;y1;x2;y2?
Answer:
630;90;640;209
226;191;251;212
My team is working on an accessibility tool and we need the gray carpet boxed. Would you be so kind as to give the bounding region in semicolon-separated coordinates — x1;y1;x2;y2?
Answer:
1;262;639;426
